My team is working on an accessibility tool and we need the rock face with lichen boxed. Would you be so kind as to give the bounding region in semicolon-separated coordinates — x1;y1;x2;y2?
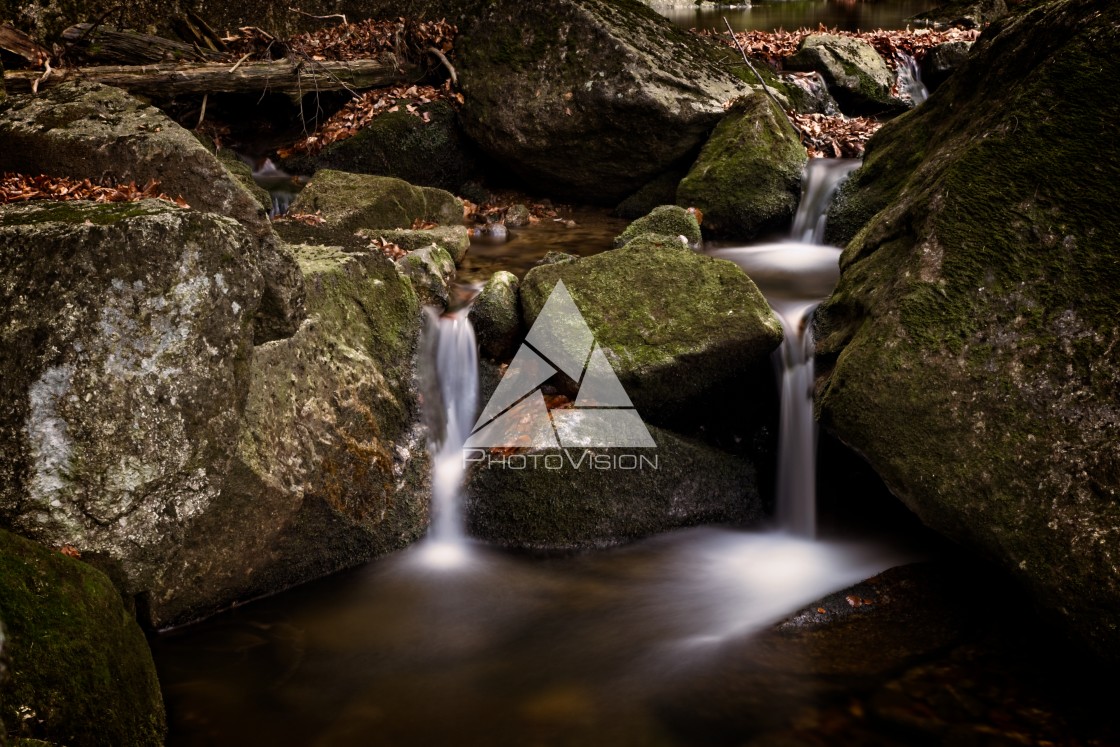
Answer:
676;95;807;240
519;233;782;424
785;34;900;115
613;204;701;248
815;0;1120;660
290;170;462;233
0;528;165;746
456;0;742;203
0;82;304;343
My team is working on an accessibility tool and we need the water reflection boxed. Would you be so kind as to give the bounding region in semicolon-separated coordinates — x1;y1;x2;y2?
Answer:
155;528;908;746
656;0;941;32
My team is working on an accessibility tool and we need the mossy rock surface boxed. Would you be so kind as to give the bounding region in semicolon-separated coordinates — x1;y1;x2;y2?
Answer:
0;528;165;746
456;0;742;203
676;95;807;240
814;0;1120;660
469;270;522;360
614;205;701;249
785;34;901;115
358;225;470;264
290;170;462;232
285;101;476;194
614;170;686;220
0;81;303;342
397;244;456;308
215;148;273;212
520;235;782;423
465;424;760;551
914;0;1010;27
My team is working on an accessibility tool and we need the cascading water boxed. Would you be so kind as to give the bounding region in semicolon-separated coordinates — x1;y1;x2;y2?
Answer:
896;52;929;106
418;304;479;565
713;158;860;537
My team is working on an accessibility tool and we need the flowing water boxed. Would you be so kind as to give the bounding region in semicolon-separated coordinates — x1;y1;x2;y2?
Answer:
152;158;917;745
712;158;860;536
656;0;941;32
895;52;930;105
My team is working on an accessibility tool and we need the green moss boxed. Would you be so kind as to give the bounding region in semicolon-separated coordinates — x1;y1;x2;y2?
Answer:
0;529;165;746
614;205;700;248
0;200;168;227
289;170;462;233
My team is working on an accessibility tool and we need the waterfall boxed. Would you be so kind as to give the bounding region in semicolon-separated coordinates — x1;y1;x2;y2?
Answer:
713;158;859;537
895;53;929;106
418;306;479;564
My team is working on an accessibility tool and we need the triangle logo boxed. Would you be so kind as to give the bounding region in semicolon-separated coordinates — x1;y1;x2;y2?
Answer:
465;280;656;449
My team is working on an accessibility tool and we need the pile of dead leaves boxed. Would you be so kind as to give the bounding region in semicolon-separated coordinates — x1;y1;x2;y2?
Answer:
790;113;882;158
224;18;455;63
273;210;325;226
0;173;188;207
278;82;459;158
706;26;980;68
461;190;567;226
365;235;407;261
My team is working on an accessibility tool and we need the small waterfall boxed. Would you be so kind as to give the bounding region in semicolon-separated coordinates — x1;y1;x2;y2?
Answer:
895;53;929;106
713;158;859;537
418;306;479;564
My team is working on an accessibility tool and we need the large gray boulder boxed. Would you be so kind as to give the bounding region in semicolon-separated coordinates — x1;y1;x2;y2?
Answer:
0;528;165;746
466;425;760;551
519;233;782;424
676;95;807;240
289;170;462;233
456;0;742;203
0;82;304;343
815;0;1120;660
785;35;901;115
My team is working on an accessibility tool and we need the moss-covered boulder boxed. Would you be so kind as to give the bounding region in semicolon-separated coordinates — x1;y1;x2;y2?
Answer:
520;235;782;423
465;424;760;551
814;0;1120;660
614;205;701;249
358;225;470;264
469;270;522;360
0;528;165;746
676;95;807;240
920;40;974;91
285;101;476;194
214;148;273;212
785;35;901;115
290;170;462;232
456;0;742;203
397;244;456;308
0;82;303;343
0;201;263;627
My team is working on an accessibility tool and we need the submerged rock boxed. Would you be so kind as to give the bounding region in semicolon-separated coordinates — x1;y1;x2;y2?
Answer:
290;170;462;232
519;234;782;423
0;82;304;343
469;270;523;360
466;424;760;551
0;528;165;746
456;0;741;203
815;0;1120;659
785;34;901;115
614;205;701;249
676;95;807;240
284;101;476;194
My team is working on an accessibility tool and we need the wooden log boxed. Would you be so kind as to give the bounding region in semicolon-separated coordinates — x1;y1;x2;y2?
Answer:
62;23;224;64
1;23;51;66
2;57;417;98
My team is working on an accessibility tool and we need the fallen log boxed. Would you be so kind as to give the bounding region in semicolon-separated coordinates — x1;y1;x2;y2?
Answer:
2;57;418;98
62;23;225;64
1;23;51;66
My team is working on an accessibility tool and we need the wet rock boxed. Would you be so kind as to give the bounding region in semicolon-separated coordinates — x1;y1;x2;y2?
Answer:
0;82;304;343
519;234;782;423
914;0;1009;27
920;40;973;90
465;425;760;551
0;528;165;746
290;170;462;233
614;205;701;250
504;204;532;228
780;70;840;115
214;148;273;213
397;244;456;308
785;34;901;115
676;95;807;240
0;201;262;627
358;225;471;264
816;0;1120;660
456;0;741;203
536;251;580;267
469;270;522;360
283;101;476;194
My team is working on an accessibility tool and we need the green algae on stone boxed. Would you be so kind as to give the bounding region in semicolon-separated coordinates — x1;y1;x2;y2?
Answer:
468;270;522;360
520;235;781;423
785;34;901;115
614;205;701;249
814;0;1120;660
397;243;456;309
676;95;807;240
357;225;471;264
290;170;462;232
0;528;165;746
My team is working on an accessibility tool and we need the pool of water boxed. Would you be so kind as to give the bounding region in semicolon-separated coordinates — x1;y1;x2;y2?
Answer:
654;0;941;32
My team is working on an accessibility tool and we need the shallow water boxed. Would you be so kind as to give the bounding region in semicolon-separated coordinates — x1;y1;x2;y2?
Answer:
154;527;909;746
656;0;941;32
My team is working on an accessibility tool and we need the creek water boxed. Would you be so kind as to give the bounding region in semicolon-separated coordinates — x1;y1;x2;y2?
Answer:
152;157;919;745
656;0;941;32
